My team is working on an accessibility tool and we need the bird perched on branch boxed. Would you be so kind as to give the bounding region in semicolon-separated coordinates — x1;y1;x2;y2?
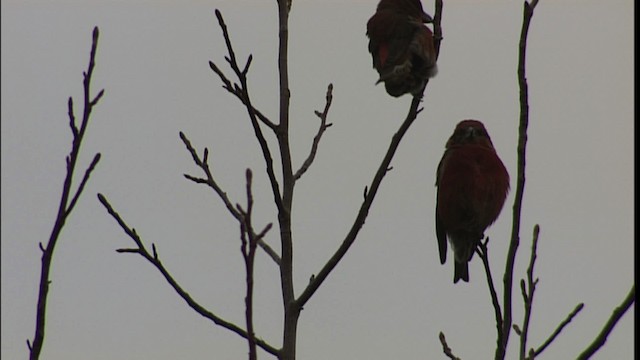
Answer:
366;0;437;97
435;120;510;283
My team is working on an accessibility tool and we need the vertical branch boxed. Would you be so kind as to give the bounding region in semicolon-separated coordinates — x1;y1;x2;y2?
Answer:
432;0;444;58
239;169;258;360
99;194;279;356
519;225;540;359
477;238;504;349
28;27;103;360
499;1;538;358
275;1;298;359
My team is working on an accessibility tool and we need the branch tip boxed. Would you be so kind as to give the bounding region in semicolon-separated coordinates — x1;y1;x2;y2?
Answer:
514;324;522;335
243;54;253;75
91;89;105;105
116;248;139;254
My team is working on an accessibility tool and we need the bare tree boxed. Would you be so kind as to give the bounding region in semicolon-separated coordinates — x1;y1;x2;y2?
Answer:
28;27;103;360
98;0;443;359
93;1;634;360
26;1;633;359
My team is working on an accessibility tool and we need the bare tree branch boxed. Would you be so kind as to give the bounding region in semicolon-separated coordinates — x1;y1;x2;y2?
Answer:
211;9;284;215
477;237;504;350
532;302;584;358
238;169;268;360
273;1;299;356
97;193;280;357
66;153;101;215
67;97;78;137
295;0;444;314
439;332;462;360
181;132;242;220
576;285;635;360
293;83;334;181
297;98;424;309
432;0;444;57
499;1;540;358
519;224;540;359
208;60;277;131
180;132;281;266
29;26;103;360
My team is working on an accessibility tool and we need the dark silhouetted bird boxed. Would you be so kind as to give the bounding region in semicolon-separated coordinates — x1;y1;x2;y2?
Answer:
366;0;437;97
436;120;510;283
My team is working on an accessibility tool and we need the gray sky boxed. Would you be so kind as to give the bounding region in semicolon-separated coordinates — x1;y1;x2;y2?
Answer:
1;0;634;359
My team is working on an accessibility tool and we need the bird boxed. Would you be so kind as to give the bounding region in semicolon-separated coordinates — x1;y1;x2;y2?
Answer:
435;120;510;283
366;0;437;97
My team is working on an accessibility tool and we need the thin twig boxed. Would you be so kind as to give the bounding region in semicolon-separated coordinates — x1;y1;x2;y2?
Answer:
180;132;242;220
533;302;584;358
519;224;540;359
239;169;260;360
296;95;423;308
66;153;101;215
294;83;334;181
97;193;280;357
211;9;284;216
180;132;281;265
477;237;503;349
29;26;103;360
576;285;635;360
208;60;277;131
293;83;334;179
439;332;462;360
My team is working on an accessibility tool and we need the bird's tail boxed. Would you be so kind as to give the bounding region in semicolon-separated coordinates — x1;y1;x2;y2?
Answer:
454;260;469;283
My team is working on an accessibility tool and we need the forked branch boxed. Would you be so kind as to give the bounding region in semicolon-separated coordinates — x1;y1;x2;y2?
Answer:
97;193;279;357
294;83;334;181
180;132;281;265
209;9;284;215
28;26;103;360
237;169;273;360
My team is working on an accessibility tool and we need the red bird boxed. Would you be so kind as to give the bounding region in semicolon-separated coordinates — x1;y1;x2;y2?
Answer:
366;0;437;97
435;120;510;283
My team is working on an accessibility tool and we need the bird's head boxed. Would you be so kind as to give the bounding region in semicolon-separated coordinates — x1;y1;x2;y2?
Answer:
446;120;496;149
376;0;433;23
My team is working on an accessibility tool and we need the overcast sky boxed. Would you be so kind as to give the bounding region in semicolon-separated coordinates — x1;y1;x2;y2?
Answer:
1;1;634;359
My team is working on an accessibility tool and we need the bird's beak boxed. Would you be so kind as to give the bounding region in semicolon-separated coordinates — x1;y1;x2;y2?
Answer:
465;127;478;139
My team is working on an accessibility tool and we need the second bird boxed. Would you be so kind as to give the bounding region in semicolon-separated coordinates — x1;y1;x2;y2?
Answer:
435;120;510;283
366;0;437;97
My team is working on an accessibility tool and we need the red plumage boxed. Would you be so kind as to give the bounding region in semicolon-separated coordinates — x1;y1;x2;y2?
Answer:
435;120;510;283
366;0;437;97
